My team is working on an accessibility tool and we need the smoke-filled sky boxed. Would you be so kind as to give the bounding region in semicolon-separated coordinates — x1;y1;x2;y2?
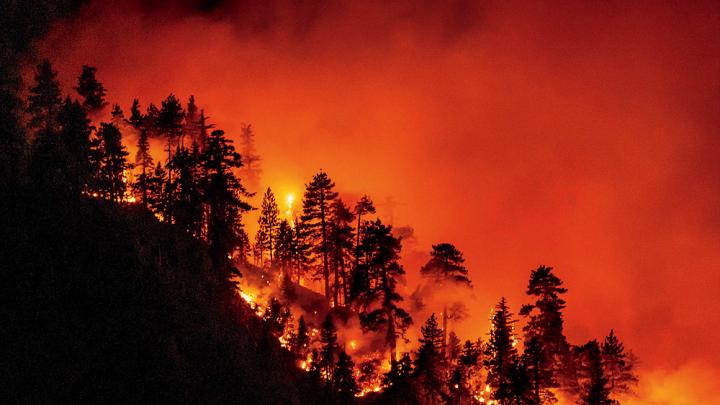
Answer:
37;0;719;401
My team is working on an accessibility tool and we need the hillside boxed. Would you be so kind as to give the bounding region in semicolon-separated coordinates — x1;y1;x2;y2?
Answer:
1;189;318;404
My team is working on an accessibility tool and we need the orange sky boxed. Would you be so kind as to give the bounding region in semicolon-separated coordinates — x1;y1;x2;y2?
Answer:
39;0;720;400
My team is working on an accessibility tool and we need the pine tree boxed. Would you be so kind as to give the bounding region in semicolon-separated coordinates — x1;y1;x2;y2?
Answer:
146;162;167;217
258;188;280;264
484;297;519;405
238;123;261;189
353;194;376;270
292;217;313;284
110;104;125;128
319;314;338;385
199;129;252;279
447;331;462;363
579;340;613;405
128;99;143;129
134;128;153;206
302;171;338;300
93;123;129;202
601;329;637;397
158;94;185;164
144;102;160;137
328;198;354;306
519;265;568;399
184;95;199;145
333;350;358;403
356;219;412;362
383;352;416;404
74;65;107;112
57;97;92;194
275;219;294;273
292;315;309;359
167;146;203;235
523;335;555;404
27;60;61;132
420;243;471;354
414;313;446;404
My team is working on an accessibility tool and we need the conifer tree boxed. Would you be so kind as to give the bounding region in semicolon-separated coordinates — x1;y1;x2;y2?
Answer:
134;127;153;206
420;243;471;354
238;123;261;189
319;314;338;386
292;217;313;284
27;60;62;132
382;352;416;404
275;219;294;272
523;335;555;404
74;65;107;112
184;95;199;145
158;94;185;163
519;265;568;397
328;198;354;306
302;170;338;300
57;97;92;194
484;297;518;405
198;129;252;279
447;331;462;363
258;188;280;263
356;219;412;362
579;340;613;405
110;104;125;128
414;313;446;404
601;329;637;397
333;350;358;403
144;102;160;137
292;315;309;359
353;194;376;269
146;162;167;216
93;123;129;202
128;99;143;129
167;146;203;235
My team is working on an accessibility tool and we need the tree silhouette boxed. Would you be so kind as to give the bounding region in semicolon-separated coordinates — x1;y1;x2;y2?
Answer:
158;94;185;167
484;297;519;405
333;350;358;403
57;97;92;194
356;219;412;362
420;243;471;354
353;194;376;270
128;98;143;129
601;329;637;397
319;314;338;387
328;198;354;306
579;340;614;405
167;146;203;235
134;128;153;207
93;123;129;202
258;187;280;264
302;170;338;300
27;60;61;132
519;265;568;398
414;313;446;404
198;129;252;279
292;217;313;284
74;65;107;112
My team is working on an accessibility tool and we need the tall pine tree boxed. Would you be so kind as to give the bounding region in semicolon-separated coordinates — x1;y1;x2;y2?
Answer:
302;171;338;301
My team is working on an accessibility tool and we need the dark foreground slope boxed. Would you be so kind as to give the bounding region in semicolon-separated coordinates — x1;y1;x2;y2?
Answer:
1;190;318;404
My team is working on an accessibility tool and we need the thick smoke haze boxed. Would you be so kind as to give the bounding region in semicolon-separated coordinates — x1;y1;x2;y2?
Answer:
37;0;720;401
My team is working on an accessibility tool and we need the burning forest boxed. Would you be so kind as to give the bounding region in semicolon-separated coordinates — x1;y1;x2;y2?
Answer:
2;1;719;404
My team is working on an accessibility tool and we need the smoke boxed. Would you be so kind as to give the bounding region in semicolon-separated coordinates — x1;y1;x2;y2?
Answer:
35;0;720;398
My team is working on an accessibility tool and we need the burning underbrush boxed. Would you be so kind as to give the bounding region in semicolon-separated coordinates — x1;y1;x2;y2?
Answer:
233;262;395;398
